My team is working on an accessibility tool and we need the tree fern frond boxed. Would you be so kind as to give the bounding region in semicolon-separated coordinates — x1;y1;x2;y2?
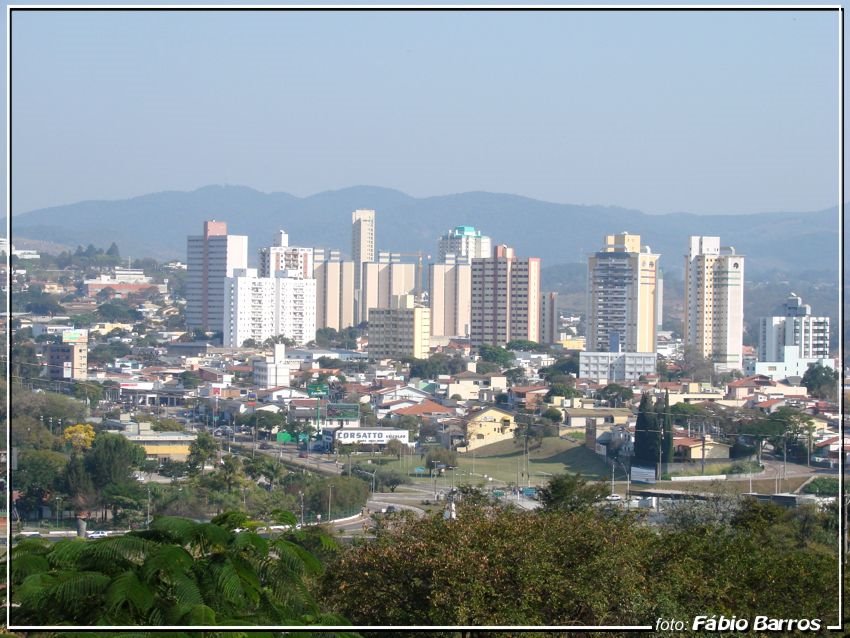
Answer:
11;552;50;582
168;571;205;607
44;538;89;569
105;570;155;617
272;538;323;574
141;543;195;581
50;571;112;609
83;534;155;570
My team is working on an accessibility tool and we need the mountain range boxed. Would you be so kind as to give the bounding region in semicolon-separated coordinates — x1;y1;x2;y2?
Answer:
7;185;840;278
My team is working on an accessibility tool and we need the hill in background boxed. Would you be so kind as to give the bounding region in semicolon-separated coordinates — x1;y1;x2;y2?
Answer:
7;185;839;281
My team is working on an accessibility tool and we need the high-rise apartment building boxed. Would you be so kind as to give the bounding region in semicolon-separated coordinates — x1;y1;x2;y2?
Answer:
758;293;830;361
186;221;249;332
368;294;431;360
470;245;541;346
314;248;356;331
222;268;316;347
540;292;559;345
429;256;472;338
437;226;492;263
587;233;658;353
352;209;375;289
684;236;744;370
259;230;314;279
360;253;416;324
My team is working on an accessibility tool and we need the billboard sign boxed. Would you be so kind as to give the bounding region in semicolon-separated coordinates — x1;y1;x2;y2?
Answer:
307;382;329;397
326;403;359;420
62;329;89;344
334;428;409;445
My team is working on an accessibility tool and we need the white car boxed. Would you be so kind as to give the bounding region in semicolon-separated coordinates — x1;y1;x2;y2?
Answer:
87;531;110;539
605;494;623;501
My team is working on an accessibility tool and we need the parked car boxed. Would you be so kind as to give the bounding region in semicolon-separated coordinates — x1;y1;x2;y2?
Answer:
87;530;110;539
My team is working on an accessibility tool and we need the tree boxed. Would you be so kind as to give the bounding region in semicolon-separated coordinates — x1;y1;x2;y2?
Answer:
477;344;514;367
385;438;405;459
476;360;502;375
541;407;563;424
597;383;634;408
424;447;457;471
179;370;202;389
105;241;121;258
84;433;146;491
10;513;353;627
546;384;581;401
63;423;96;453
187;432;218;474
632;393;660;468
506;339;549;353
801;362;838;401
657;392;673;464
678;346;715;382
376;468;407;493
537;473;609;512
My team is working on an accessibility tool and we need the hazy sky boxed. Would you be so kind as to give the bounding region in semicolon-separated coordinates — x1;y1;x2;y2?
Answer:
9;7;840;215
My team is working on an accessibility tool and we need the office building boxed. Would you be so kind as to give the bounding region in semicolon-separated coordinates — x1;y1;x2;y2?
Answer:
259;230;314;279
470;245;541;346
314;248;356;331
437;226;492;263
684;236;744;370
368;294;431;360
587;233;658;353
429;256;472;338
186;221;249;332
223;268;316;347
47;329;89;381
253;344;292;389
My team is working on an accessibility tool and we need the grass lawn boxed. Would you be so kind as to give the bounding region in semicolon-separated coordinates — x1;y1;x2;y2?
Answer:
651;475;810;496
357;437;612;489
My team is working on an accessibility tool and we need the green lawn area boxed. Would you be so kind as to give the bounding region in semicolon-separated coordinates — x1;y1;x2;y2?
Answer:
359;437;612;489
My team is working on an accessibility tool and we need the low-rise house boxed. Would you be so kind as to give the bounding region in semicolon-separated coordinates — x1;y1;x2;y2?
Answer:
562;407;633;429
507;385;549;411
673;435;731;461
457;406;517;452
119;420;197;463
446;371;507;401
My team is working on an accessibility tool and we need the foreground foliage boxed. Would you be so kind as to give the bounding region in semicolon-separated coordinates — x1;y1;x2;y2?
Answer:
11;513;353;629
321;503;838;629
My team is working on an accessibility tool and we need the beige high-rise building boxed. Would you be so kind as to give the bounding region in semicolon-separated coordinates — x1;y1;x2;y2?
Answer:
470;245;541;346
47;329;89;381
352;209;375;289
360;254;416;323
684;236;745;370
314;249;356;331
368;294;431;360
587;233;658;353
429;257;472;338
437;225;492;263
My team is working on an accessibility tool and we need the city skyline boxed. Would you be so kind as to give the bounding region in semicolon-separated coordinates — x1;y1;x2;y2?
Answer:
8;7;840;216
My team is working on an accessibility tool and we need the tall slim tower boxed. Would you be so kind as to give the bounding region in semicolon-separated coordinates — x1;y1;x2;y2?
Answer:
470;245;541;346
684;236;745;370
352;209;375;290
586;233;658;353
314;248;356;331
186;220;248;333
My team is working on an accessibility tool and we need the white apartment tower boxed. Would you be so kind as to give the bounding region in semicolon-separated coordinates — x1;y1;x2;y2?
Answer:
223;268;316;347
758;293;830;361
259;230;314;279
437;226;492;263
470;245;541;346
586;233;658;353
429;256;472;338
186;220;249;332
314;248;356;331
684;236;745;370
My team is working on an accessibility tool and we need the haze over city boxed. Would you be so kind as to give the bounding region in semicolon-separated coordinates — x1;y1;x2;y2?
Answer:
9;8;840;217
